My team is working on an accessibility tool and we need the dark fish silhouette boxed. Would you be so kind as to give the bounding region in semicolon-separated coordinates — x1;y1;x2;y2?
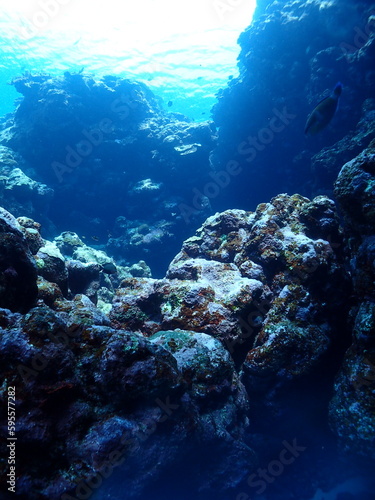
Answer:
167;100;173;107
101;262;117;274
304;82;342;136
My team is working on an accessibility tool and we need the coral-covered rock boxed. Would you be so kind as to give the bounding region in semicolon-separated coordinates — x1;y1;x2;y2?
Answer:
163;259;268;344
334;140;375;234
211;0;375;211
112;194;349;405
111;261;270;345
37;276;64;307
329;301;375;459
17;216;45;254
0;298;255;500
149;329;254;492
111;277;160;333
0;207;38;312
329;143;375;461
55;294;110;328
150;329;247;406
36;241;68;296
54;231;85;256
98;330;182;405
66;260;101;303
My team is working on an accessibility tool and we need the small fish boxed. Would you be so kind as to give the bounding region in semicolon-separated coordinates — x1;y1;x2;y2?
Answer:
101;262;117;274
167;100;173;107
304;82;342;136
91;236;100;242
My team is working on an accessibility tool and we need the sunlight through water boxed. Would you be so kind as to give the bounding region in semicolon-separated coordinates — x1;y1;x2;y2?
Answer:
0;0;256;120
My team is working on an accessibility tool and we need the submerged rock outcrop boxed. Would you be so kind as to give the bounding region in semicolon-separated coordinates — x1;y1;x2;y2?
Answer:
0;187;359;499
0;73;217;276
0;1;374;499
111;193;351;422
211;0;375;211
329;141;375;460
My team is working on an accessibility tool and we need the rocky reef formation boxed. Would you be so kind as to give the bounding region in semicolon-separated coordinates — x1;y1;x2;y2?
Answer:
1;178;371;499
1;308;252;499
0;206;254;499
0;1;375;499
211;0;375;212
0;74;216;276
111;194;350;402
329;140;375;460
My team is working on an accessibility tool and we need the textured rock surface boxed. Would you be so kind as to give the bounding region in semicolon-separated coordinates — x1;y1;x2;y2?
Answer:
0;207;38;312
0;299;254;500
0;146;54;226
211;0;375;212
329;143;375;459
334;140;375;234
0;187;371;499
111;194;350;407
329;302;375;460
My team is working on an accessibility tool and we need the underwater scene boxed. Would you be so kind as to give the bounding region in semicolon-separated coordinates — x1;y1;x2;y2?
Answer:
0;0;375;499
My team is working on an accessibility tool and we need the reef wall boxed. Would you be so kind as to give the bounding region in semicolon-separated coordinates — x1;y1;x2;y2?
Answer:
211;0;375;210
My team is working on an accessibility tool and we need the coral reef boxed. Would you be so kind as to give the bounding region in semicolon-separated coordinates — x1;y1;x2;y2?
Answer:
0;1;374;498
111;194;350;418
0;249;254;500
329;141;375;459
0;186;372;498
211;0;375;209
0;74;217;276
0;187;352;499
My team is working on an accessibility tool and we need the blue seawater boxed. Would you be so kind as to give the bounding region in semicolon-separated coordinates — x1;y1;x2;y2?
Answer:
0;1;255;121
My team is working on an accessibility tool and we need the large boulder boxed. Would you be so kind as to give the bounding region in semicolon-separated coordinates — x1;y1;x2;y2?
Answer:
0;296;255;499
111;194;350;406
